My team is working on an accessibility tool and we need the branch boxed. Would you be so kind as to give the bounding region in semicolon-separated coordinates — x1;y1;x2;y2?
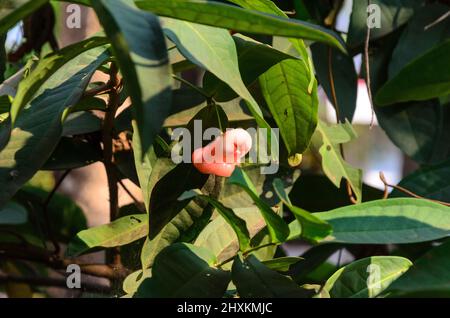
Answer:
379;172;450;207
0;273;112;294
365;0;375;128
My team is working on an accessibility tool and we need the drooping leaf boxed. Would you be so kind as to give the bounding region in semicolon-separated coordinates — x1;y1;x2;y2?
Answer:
136;243;230;298
273;178;331;243
66;214;148;257
92;0;172;211
203;34;296;102
313;198;450;244
162;18;272;135
232;254;313;298
376;40;450;105
391;159;450;202
385;240;450;297
228;168;289;243
260;59;318;157
347;0;420;48
324;256;412;298
388;4;450;78
10;37;109;124
0;47;109;207
180;189;251;252
135;0;346;52
194;207;266;263
311;43;358;122
315;120;362;203
0;0;49;35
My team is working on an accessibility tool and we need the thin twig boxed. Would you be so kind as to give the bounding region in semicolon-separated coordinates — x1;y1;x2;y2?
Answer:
365;0;375;129
379;172;450;207
42;169;72;256
83;81;114;98
102;63;122;267
424;10;450;30
117;178;145;213
172;74;211;98
328;47;357;204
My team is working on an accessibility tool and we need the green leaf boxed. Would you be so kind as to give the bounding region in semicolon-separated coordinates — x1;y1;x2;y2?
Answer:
385;240;450;297
10;37;109;124
388;4;450;78
232;254;313;298
347;0;419;48
314;198;450;244
180;190;250;252
0;47;109;207
376;40;450;105
203;34;296;102
66;214;148;257
122;268;152;296
62;111;102;136
262;257;303;272
391;159;450;202
162;18;272;135
228;168;289;243
140;199;208;269
136;243;230;298
0;0;48;35
92;0;172;211
135;0;346;52
260;59;318;157
324;256;412;298
42;136;102;170
148;163;209;239
315;120;362;203
311;43;357;122
194;207;266;263
0;201;27;225
375;99;450;165
273;178;331;243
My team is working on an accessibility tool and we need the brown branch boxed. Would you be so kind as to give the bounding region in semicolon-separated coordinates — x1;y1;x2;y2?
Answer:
379;172;450;207
102;63;122;268
0;273;112;294
328;47;357;205
117;178;145;213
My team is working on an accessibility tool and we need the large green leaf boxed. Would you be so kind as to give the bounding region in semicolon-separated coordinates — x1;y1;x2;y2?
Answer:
388;4;450;78
314;198;450;244
347;0;420;48
0;47;109;207
0;201;27;225
194;207;266;263
273;178;331;243
203;34;296;102
180;190;250;252
136;243;230;298
228;168;289;243
376;99;450;165
92;0;172;211
315;120;362;203
140;199;208;269
66;214;148;256
391;159;450;202
311;43;357;122
376;40;450;105
135;0;346;52
162;18;271;135
0;0;48;35
232;254;313;298
260;59;318;157
262;257;303;272
10;37;109;124
324;256;412;298
385;240;450;297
